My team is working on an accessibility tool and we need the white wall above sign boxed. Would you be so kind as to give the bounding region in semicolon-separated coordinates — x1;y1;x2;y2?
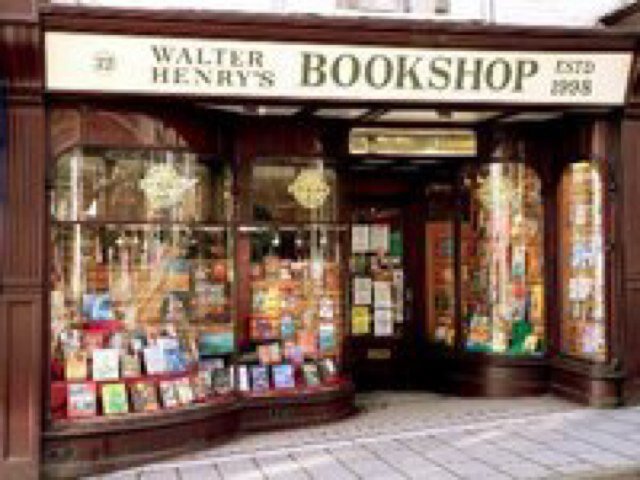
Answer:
45;31;633;106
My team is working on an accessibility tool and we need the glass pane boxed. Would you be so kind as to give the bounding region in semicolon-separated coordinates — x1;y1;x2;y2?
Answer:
251;159;337;223
244;225;345;366
560;162;606;361
52;148;231;223
426;222;455;345
50;224;235;421
463;163;545;355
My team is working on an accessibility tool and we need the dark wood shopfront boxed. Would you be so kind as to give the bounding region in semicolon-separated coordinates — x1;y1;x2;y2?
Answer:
3;3;640;479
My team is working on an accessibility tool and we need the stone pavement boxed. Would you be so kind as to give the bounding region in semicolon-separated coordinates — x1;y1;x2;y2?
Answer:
91;392;640;479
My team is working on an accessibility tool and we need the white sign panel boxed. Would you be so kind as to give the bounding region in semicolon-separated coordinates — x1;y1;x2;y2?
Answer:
45;31;632;105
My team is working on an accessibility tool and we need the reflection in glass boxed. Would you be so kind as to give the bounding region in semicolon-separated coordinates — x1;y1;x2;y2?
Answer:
560;162;606;361
463;163;545;355
250;159;337;223
52;148;231;222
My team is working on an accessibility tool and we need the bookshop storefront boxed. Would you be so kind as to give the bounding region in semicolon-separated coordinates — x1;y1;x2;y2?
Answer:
3;5;640;479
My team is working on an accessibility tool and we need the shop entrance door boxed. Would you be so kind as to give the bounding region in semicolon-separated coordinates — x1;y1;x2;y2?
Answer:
345;170;442;390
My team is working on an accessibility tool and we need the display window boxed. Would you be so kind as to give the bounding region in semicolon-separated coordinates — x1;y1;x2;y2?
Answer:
50;148;236;422
237;158;344;396
559;161;606;362
462;163;545;355
250;159;338;223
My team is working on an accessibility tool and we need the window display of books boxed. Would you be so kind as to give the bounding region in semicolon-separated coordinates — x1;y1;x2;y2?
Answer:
560;162;606;362
463;163;545;355
249;254;342;364
349;222;404;337
50;224;236;423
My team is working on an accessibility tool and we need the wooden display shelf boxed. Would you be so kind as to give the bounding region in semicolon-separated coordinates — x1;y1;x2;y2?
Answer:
43;380;355;479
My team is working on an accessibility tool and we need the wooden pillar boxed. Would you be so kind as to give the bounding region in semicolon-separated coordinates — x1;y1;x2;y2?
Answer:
0;13;45;480
619;111;640;404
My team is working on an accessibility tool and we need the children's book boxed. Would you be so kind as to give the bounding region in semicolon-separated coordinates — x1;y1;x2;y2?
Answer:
302;363;321;387
175;377;195;405
159;380;179;408
67;382;97;418
272;364;295;389
101;383;129;415
92;349;120;381
65;350;88;381
130;381;159;413
121;354;142;378
250;365;270;392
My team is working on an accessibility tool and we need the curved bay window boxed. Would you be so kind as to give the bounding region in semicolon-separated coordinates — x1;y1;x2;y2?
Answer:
50;148;234;422
559;162;606;362
462;163;545;355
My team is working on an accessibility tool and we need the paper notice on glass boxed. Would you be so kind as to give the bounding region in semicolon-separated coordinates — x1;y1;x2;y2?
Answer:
373;281;393;308
351;306;371;335
351;224;370;253
374;309;394;336
370;224;389;253
353;277;372;305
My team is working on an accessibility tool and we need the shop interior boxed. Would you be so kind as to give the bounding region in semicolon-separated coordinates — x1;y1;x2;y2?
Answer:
47;101;611;424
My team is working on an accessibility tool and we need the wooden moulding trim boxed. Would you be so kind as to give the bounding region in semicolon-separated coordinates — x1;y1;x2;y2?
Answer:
40;5;637;51
43;382;354;440
550;356;624;380
454;352;549;368
43;397;239;439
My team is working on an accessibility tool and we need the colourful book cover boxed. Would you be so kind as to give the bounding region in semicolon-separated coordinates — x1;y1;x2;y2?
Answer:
65;350;88;381
250;365;270;392
121;354;142;378
175;377;195;405
198;331;234;357
92;349;120;381
159;380;179;408
272;364;295;389
130;381;159;413
319;323;336;353
302;363;321;387
67;382;97;418
101;383;129;416
212;368;233;394
143;347;166;375
192;374;208;401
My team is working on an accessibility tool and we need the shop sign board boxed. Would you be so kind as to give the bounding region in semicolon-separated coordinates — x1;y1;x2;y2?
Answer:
46;31;632;106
